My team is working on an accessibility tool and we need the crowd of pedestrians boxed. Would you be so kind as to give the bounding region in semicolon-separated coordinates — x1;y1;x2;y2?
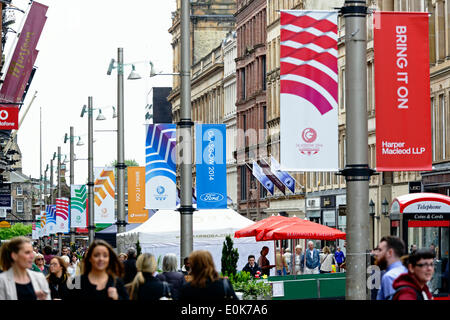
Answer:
0;237;238;301
372;235;437;300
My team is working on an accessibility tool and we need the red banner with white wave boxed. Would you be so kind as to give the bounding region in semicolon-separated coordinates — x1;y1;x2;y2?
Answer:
279;10;338;171
374;12;431;171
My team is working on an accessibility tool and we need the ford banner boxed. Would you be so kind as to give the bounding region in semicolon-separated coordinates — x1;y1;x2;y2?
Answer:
195;124;227;209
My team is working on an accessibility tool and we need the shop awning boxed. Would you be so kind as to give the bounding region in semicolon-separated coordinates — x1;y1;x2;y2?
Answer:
234;215;289;238
390;192;450;214
257;219;346;241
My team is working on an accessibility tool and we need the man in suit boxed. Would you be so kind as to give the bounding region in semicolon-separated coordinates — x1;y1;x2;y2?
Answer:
242;255;262;277
304;241;320;274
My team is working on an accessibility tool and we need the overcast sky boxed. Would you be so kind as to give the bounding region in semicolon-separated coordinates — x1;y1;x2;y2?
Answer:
8;0;175;184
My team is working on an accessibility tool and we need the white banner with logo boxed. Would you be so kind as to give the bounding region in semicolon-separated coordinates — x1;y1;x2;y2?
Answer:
94;167;116;223
71;185;87;227
279;10;338;171
145;124;177;209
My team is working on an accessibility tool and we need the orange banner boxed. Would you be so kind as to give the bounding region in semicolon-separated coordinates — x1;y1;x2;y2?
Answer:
128;167;148;223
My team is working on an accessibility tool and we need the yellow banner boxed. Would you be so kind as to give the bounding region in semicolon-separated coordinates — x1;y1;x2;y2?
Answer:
127;167;148;223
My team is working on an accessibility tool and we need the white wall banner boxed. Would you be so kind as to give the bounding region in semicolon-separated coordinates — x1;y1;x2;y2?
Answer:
71;184;87;227
280;10;339;171
94;167;116;223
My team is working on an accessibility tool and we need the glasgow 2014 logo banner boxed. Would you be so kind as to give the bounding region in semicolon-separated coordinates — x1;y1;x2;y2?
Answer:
279;10;338;171
94;167;116;223
195;124;227;209
71;185;87;227
145;124;177;209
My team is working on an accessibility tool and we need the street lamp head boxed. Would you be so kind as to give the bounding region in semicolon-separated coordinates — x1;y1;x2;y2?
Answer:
112;106;117;118
369;199;375;217
382;198;390;216
64;133;68;144
52;152;56;160
149;61;156;77
96;109;106;121
107;58;115;75
127;65;141;80
80;105;87;118
76;137;84;146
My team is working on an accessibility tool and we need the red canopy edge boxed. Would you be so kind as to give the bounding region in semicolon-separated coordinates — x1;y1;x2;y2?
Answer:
234;215;289;238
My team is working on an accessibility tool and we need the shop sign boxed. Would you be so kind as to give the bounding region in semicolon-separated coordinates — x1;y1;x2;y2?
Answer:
408;181;422;194
403;201;450;214
321;195;336;209
404;213;448;221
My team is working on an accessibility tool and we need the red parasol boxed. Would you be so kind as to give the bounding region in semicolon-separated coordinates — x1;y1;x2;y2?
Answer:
234;215;289;238
258;219;346;241
254;217;306;241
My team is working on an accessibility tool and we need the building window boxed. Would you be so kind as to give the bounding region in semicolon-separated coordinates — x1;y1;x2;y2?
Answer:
260;184;267;199
242;69;246;99
262;55;266;91
432;97;436;161
16;186;23;196
441;94;446;159
16;200;24;213
240;166;247;201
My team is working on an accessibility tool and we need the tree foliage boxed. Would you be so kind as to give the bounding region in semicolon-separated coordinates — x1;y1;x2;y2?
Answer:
221;235;239;277
0;223;32;240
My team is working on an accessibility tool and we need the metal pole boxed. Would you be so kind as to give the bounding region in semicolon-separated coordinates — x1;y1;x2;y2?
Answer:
50;159;54;249
179;0;194;266
57;146;62;255
69;126;76;245
342;0;372;300
39;106;43;213
116;48;126;249
88;98;95;246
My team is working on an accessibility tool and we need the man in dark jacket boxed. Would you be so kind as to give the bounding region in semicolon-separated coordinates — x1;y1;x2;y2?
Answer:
392;249;435;300
242;255;261;277
123;247;138;284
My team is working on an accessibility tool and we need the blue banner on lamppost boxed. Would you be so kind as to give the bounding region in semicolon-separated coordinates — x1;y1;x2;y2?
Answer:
195;124;227;209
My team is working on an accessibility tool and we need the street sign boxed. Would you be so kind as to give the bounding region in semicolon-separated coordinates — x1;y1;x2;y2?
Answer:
0;220;11;228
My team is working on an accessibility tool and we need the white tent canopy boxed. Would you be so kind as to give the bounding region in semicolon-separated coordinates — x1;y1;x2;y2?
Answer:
117;208;275;273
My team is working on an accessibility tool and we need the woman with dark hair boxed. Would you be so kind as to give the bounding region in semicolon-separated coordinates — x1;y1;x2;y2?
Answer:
258;246;275;277
66;239;129;300
0;236;50;300
179;250;238;301
47;256;70;300
392;249;436;300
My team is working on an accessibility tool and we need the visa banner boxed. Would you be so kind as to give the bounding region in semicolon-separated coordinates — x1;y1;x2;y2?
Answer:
128;167;149;223
195;124;227;209
374;12;431;171
145;124;177;209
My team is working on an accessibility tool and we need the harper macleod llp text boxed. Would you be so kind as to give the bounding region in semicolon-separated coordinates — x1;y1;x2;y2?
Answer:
382;141;425;154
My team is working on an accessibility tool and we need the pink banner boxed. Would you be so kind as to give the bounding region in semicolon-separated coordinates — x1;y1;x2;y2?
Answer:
0;2;48;104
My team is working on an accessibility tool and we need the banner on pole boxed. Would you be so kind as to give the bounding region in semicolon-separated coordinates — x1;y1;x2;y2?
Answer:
259;159;286;194
0;107;19;130
195;124;227;209
40;210;48;237
32;222;37;240
127;167;149;223
45;205;56;235
252;161;274;195
94;167;116;223
0;1;47;104
35;215;42;238
145;124;177;209
279;10;338;171
270;156;296;194
374;12;431;171
71;185;87;227
55;198;69;234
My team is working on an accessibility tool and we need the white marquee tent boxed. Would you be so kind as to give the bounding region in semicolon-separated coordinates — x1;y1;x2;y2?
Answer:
116;208;275;273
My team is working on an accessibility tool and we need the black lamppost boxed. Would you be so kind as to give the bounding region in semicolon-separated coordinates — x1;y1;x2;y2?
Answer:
369;199;375;248
382;198;389;216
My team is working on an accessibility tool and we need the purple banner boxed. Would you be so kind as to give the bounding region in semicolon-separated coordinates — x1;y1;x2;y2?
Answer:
0;2;48;104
